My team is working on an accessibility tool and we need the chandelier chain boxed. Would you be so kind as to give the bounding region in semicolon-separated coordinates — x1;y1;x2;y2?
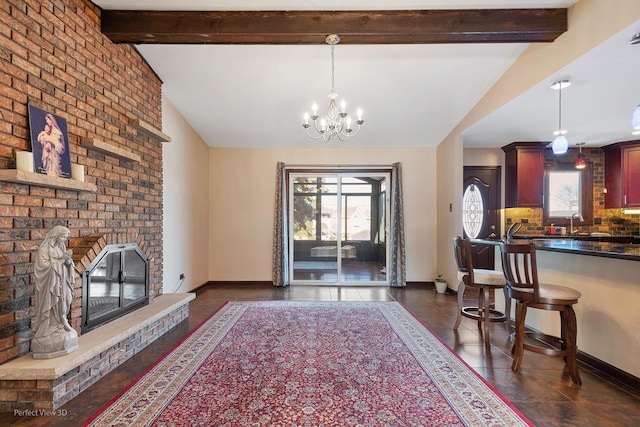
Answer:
331;44;335;94
558;83;562;131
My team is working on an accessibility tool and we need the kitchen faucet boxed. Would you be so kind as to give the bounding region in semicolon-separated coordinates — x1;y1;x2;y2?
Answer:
505;222;522;242
570;212;584;235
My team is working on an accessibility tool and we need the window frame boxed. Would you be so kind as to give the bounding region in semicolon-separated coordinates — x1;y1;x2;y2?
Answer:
290;173;385;243
543;162;593;226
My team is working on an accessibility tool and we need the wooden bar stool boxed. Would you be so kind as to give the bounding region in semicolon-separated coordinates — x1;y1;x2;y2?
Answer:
499;241;582;385
453;237;511;343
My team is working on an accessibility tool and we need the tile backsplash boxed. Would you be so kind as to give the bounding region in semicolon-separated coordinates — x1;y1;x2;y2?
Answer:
505;207;640;236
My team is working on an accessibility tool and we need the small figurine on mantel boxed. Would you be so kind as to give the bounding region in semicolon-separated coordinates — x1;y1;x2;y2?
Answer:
31;225;78;359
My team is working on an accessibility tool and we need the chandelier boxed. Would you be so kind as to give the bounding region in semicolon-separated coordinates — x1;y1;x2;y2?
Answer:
302;34;364;141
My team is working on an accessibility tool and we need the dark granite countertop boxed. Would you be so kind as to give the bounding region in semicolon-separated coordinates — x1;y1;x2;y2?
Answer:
513;234;640;244
471;238;640;261
531;239;640;261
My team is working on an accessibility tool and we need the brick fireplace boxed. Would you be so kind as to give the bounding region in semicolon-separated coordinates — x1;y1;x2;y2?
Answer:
1;0;166;367
0;0;179;410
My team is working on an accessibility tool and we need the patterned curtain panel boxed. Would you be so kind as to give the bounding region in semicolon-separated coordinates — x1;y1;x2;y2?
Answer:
272;162;290;287
389;162;407;287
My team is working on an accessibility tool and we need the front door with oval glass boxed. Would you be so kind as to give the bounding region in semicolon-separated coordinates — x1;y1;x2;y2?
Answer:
463;166;501;270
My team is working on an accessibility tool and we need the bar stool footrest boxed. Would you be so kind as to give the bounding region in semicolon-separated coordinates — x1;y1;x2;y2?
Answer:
461;306;507;322
523;331;566;357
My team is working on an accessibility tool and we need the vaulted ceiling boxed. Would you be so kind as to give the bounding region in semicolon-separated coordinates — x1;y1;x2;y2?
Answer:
93;1;640;149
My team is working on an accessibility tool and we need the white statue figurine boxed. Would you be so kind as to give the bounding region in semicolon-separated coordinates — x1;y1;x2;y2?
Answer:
31;225;78;358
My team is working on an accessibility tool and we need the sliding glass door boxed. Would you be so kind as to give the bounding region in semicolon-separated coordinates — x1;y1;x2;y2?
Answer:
289;172;389;285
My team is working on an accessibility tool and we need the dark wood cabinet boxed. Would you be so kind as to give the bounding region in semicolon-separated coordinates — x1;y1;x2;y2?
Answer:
502;142;546;208
603;141;640;208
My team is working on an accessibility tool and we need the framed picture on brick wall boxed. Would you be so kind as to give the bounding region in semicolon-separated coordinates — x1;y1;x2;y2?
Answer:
27;105;72;179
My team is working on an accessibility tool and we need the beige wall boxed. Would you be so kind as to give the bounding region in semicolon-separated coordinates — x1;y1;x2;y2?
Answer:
208;148;437;282
436;135;464;289
463;147;504;169
162;96;211;292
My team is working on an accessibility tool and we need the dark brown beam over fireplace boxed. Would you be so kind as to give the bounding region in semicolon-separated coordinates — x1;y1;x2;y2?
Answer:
101;9;567;45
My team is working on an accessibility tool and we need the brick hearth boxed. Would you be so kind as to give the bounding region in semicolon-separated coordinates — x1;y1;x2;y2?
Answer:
0;293;194;411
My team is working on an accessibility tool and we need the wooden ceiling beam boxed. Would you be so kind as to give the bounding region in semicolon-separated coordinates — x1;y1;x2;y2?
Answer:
101;9;567;45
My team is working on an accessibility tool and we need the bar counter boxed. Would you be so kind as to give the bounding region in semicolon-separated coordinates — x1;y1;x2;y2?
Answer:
472;236;640;261
471;237;640;380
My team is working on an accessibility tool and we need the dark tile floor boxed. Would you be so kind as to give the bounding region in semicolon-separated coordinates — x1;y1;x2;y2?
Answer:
2;283;639;426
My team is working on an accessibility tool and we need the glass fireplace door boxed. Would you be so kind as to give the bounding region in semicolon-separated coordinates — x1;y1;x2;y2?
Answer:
82;243;149;332
88;249;122;320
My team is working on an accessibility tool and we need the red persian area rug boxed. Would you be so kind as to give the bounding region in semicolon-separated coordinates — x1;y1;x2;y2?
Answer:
83;301;533;427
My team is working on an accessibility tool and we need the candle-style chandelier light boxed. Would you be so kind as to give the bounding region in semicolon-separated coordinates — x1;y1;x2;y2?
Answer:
302;34;364;142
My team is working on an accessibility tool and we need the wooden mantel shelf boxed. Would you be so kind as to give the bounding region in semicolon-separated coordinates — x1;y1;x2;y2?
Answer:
80;137;141;162
127;115;171;142
0;169;97;192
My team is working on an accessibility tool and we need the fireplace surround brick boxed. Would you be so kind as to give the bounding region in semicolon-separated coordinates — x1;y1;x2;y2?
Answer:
0;0;166;366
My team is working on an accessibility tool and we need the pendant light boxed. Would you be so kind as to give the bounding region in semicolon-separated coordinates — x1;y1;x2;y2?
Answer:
551;80;570;155
631;34;640;134
632;104;640;135
575;142;586;170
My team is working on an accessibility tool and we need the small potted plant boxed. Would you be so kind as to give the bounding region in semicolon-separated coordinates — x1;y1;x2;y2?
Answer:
434;274;447;294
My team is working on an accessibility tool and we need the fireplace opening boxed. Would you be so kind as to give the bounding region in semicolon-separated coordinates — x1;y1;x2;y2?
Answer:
81;243;149;333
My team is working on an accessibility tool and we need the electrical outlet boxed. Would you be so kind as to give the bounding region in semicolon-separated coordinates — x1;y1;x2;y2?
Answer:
179;273;185;280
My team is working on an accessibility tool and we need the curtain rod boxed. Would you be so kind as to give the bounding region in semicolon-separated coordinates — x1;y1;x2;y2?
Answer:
284;164;394;169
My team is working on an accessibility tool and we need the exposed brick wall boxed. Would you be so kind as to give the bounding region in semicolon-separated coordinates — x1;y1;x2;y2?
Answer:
0;0;164;364
505;147;640;235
